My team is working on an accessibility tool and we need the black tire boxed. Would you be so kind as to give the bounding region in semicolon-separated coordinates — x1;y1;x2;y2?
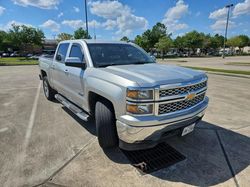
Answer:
95;100;118;149
42;76;56;101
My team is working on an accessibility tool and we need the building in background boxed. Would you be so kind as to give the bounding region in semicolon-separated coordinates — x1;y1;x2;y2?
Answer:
42;39;58;55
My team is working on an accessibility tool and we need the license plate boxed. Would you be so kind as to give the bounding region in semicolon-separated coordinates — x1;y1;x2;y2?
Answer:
181;123;195;136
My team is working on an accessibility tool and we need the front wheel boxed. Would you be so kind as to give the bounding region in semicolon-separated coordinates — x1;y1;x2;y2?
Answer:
95;100;118;149
42;76;56;101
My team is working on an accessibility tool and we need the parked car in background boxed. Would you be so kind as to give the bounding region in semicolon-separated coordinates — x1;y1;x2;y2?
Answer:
2;53;10;57
10;52;20;57
29;55;40;60
26;53;33;58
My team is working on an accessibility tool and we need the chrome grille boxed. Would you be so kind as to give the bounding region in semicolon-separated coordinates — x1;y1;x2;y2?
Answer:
158;93;205;115
159;81;207;98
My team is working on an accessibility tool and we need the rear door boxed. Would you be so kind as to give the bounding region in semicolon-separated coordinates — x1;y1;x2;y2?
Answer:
51;42;70;96
64;43;86;107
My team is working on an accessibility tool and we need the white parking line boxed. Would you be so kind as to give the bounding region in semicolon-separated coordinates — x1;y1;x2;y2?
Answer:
23;82;41;151
0;86;38;92
0;127;8;133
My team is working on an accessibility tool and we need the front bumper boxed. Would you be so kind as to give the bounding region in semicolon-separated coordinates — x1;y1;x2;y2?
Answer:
117;97;208;150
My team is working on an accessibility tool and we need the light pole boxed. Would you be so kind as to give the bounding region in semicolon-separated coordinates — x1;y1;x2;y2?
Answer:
84;0;89;37
222;4;233;58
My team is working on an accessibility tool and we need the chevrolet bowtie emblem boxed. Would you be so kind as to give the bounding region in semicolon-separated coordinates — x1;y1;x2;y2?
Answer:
186;93;196;100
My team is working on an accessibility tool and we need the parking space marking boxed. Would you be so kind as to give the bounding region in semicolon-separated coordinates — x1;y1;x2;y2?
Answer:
0;86;38;92
0;127;8;133
23;82;41;151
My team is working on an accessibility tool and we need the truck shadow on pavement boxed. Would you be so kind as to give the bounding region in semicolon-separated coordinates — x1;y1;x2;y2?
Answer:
105;121;250;186
62;107;250;186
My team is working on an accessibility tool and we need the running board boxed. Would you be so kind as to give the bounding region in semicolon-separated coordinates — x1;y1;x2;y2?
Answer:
55;94;89;121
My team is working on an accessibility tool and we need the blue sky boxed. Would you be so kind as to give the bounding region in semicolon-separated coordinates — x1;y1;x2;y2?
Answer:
0;0;250;39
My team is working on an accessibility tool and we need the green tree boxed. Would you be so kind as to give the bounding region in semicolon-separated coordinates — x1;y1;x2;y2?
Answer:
134;22;169;51
57;33;73;41
236;35;249;48
8;24;44;53
155;36;173;59
0;31;8;51
174;36;186;51
149;22;168;48
120;36;130;42
74;27;91;39
227;36;240;47
134;35;150;51
182;31;204;53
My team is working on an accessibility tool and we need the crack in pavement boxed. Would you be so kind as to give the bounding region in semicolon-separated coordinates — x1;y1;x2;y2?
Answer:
35;137;97;187
215;130;240;187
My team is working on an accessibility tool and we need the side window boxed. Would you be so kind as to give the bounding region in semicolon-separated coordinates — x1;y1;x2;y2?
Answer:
56;43;69;63
69;44;84;61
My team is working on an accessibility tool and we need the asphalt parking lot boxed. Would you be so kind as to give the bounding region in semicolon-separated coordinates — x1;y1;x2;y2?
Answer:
0;65;250;187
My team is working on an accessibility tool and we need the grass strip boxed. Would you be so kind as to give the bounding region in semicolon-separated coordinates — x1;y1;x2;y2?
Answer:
183;66;250;76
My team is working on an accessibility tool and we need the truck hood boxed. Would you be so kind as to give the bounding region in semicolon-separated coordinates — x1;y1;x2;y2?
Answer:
102;63;206;87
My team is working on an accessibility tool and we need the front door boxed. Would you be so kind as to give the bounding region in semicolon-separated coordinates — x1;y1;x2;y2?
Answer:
64;43;86;108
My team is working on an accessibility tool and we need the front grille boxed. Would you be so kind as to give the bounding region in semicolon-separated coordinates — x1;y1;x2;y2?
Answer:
158;93;205;115
159;81;207;98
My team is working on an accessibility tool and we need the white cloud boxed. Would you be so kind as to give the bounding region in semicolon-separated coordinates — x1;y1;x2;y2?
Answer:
102;19;117;30
209;7;227;20
210;19;236;30
73;6;80;13
233;0;250;16
62;20;84;29
88;20;102;28
89;0;148;36
12;0;59;9
62;19;101;30
0;20;33;31
163;0;189;21
40;19;60;32
162;0;189;33
89;0;131;19
209;1;250;32
0;6;6;16
58;12;63;18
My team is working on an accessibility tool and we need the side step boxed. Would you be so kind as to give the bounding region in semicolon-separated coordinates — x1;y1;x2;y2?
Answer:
55;94;89;121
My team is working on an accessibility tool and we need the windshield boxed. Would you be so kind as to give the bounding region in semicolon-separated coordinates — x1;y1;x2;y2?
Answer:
87;43;155;67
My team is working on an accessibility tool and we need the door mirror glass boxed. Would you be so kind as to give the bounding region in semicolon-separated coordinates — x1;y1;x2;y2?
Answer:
65;57;85;68
56;54;62;61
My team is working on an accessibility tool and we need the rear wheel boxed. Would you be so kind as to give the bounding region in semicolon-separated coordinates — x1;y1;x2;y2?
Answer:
95;100;118;149
42;76;56;101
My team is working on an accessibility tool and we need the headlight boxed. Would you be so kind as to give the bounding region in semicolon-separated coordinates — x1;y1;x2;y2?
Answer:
126;89;153;100
126;103;153;115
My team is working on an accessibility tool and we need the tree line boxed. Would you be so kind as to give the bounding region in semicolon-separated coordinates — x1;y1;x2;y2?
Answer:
0;24;90;54
121;22;250;56
0;23;249;56
0;24;45;54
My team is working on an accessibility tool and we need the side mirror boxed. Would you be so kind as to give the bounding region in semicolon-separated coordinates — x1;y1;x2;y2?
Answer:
65;57;86;68
56;54;62;61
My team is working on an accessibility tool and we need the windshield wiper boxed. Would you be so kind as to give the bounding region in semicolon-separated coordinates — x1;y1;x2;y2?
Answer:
131;61;153;65
97;63;120;67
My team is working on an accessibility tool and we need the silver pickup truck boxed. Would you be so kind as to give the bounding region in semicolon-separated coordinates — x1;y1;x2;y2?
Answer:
39;40;209;150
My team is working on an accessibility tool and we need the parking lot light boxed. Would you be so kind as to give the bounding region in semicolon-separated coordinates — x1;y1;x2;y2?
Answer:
222;4;233;59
